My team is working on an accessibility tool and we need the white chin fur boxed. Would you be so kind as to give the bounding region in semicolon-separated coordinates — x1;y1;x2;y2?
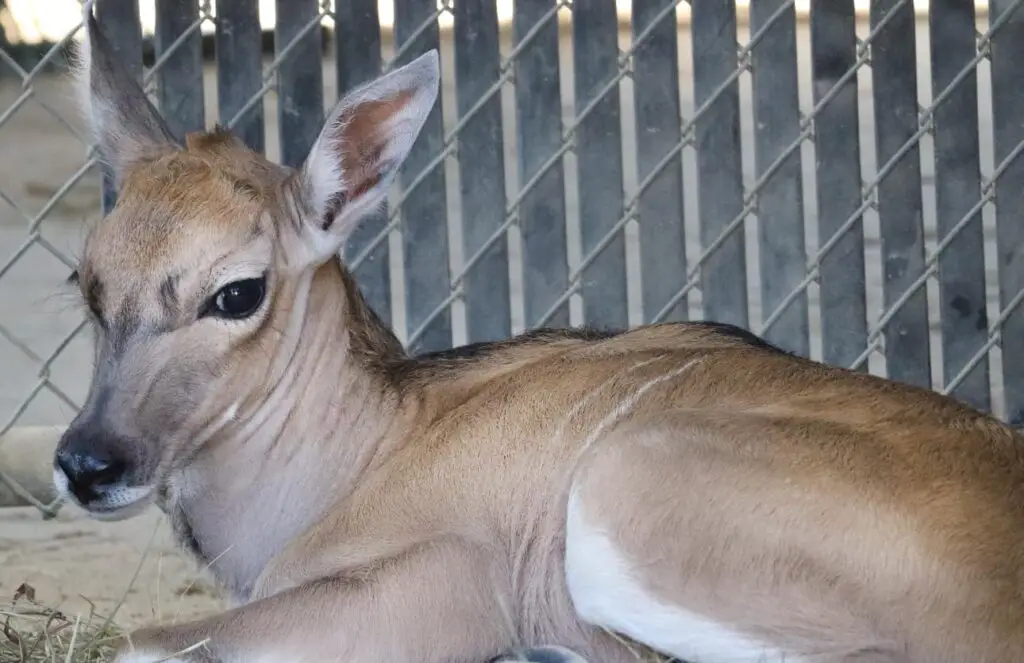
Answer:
86;488;154;521
52;467;154;521
52;466;71;500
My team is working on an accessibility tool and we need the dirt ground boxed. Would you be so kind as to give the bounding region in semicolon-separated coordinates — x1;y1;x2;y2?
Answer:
1;504;228;629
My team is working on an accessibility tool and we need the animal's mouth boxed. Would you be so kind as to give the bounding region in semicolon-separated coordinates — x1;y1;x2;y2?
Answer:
84;487;155;521
52;467;156;521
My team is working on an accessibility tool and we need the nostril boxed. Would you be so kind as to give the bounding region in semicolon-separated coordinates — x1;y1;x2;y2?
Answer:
81;453;125;486
56;449;127;503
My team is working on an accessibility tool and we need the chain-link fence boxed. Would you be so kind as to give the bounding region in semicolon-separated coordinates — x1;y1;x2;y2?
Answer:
2;0;1024;516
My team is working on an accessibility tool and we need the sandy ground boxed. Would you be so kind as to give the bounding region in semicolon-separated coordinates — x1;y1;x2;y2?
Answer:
0;505;227;628
0;16;1012;633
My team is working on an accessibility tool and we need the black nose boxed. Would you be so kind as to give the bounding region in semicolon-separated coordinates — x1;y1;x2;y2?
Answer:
55;447;127;505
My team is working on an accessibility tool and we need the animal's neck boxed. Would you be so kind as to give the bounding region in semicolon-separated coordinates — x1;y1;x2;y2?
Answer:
170;259;409;601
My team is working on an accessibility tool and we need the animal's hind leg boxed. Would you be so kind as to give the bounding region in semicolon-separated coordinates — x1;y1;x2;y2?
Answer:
562;412;906;663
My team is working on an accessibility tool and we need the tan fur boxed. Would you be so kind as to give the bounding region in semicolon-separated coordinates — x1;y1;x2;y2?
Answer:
55;12;1024;663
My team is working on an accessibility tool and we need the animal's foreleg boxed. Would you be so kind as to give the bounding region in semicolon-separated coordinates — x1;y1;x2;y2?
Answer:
112;542;512;663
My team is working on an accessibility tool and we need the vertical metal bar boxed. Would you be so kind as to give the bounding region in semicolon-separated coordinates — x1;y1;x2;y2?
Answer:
870;0;930;389
154;0;205;140
335;0;390;325
275;0;324;168
990;0;1024;423
632;0;686;324
930;0;989;411
573;0;627;330
751;0;808;356
216;0;264;152
454;0;510;343
335;0;382;92
514;0;570;329
691;2;747;328
94;0;143;213
393;0;451;353
810;0;867;370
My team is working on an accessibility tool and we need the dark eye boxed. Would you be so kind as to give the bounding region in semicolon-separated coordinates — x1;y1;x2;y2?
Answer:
208;276;266;320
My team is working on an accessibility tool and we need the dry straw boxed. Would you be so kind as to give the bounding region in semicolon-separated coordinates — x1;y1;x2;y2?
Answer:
0;514;203;663
1;583;124;663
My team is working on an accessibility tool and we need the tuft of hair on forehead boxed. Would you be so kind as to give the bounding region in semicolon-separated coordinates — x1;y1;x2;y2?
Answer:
184;126;243;153
177;127;289;202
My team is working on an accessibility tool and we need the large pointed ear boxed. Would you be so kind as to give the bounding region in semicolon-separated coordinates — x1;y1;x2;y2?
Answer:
73;3;178;187
295;49;440;262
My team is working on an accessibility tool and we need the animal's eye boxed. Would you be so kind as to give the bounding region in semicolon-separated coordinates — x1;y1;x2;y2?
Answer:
209;276;266;320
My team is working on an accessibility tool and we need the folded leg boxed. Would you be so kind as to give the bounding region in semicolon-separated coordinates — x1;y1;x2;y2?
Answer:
115;541;513;663
563;411;913;663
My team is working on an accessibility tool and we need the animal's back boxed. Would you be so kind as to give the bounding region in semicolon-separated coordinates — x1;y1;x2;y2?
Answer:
415;321;1024;662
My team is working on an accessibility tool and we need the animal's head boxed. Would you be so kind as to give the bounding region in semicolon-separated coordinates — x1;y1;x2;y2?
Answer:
52;10;439;519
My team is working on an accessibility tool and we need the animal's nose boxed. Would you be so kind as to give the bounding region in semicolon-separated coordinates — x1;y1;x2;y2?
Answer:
55;447;127;505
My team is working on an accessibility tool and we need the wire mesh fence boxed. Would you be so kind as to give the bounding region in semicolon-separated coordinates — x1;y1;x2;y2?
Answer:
1;0;1023;516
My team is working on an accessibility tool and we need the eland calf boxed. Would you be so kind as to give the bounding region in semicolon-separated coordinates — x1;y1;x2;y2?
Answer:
53;7;1024;663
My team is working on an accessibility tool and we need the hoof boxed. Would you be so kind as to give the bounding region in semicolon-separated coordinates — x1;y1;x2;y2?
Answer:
489;645;590;663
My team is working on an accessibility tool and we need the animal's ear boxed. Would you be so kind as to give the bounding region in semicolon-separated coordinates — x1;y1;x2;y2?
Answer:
74;3;178;187
294;49;440;262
